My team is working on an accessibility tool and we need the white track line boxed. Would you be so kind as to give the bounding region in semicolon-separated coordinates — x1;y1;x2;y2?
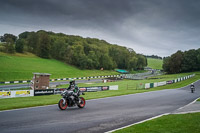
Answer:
176;97;200;111
105;96;200;133
105;113;170;133
173;110;200;114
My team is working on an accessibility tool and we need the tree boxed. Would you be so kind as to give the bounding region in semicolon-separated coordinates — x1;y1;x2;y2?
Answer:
19;32;29;39
181;49;198;72
163;49;200;73
197;48;200;70
137;54;147;70
87;51;99;69
38;32;51;58
27;32;39;53
50;38;67;61
99;54;115;70
4;38;15;53
128;56;138;71
163;57;171;73
0;34;17;43
15;39;25;53
169;50;183;73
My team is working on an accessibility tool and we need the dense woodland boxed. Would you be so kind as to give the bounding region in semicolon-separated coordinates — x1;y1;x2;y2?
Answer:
163;49;200;74
0;30;147;70
145;55;162;60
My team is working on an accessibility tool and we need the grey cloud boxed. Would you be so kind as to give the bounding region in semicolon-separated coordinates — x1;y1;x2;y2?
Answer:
0;0;200;57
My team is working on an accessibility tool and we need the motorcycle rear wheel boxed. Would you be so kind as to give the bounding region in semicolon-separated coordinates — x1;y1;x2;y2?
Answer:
78;97;86;108
58;99;68;110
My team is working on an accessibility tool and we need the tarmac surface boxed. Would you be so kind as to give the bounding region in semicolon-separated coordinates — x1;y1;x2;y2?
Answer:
172;101;200;114
0;80;199;133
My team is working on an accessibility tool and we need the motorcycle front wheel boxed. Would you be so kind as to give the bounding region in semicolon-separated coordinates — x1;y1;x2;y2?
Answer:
58;99;68;110
78;97;86;108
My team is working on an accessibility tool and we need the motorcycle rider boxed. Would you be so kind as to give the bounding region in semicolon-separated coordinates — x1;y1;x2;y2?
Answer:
67;79;79;99
190;83;195;93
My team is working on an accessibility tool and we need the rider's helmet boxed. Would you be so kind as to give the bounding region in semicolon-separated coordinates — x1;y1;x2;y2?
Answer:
69;79;75;85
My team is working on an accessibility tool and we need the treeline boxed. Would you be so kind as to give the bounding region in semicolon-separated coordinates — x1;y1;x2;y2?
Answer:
163;49;200;73
0;30;147;70
146;55;162;59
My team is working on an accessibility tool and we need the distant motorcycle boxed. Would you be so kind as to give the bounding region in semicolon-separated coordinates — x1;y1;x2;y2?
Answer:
58;90;86;110
190;84;195;93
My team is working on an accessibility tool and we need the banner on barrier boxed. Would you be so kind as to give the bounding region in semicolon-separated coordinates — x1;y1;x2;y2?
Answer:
0;90;34;98
13;90;34;97
0;91;11;98
80;86;109;92
34;89;54;96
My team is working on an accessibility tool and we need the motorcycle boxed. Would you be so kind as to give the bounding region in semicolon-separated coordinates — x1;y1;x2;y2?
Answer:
58;89;86;110
191;85;195;93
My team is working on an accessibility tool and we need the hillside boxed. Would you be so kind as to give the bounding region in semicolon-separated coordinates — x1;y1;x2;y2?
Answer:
147;58;163;70
0;31;147;71
0;52;118;82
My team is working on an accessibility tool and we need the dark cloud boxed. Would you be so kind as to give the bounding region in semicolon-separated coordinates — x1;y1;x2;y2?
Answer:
0;0;200;56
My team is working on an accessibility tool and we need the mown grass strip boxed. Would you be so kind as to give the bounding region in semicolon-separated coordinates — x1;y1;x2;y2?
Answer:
147;58;163;70
114;113;200;133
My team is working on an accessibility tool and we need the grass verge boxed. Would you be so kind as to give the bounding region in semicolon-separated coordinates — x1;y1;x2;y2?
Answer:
114;113;200;133
0;72;199;111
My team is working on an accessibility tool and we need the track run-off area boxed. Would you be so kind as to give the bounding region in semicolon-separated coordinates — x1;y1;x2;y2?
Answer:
0;80;200;133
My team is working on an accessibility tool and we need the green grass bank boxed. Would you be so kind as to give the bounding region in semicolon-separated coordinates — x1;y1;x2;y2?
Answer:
0;52;118;82
147;58;163;70
114;113;200;133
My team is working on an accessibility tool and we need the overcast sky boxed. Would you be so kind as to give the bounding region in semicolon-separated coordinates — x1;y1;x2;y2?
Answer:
0;0;200;57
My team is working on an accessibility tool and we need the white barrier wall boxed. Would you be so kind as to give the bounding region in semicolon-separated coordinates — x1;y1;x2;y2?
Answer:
109;85;119;90
145;83;150;89
158;81;167;87
154;82;158;87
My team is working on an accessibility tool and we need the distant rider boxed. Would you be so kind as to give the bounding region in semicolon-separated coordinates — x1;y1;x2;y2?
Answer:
190;83;195;93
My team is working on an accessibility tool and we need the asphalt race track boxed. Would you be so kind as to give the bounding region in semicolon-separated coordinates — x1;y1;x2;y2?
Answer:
0;80;200;133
